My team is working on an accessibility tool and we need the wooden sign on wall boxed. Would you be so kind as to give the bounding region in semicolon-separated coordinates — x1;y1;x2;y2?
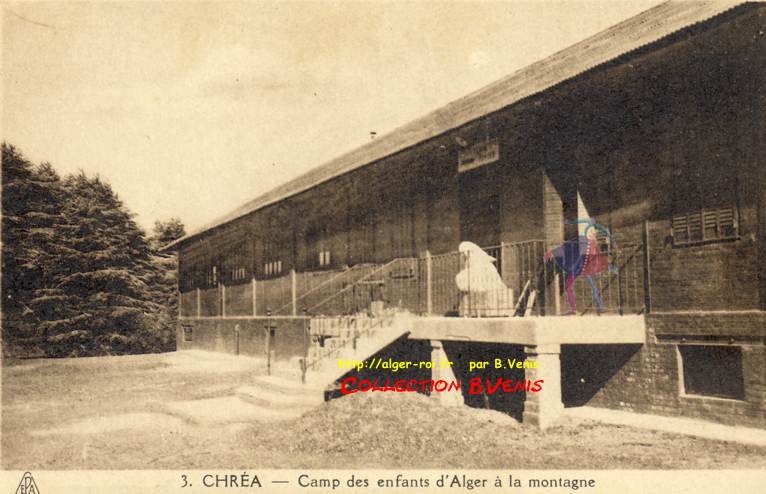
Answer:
458;139;500;173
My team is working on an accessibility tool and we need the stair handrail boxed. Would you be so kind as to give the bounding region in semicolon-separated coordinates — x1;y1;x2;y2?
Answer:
273;262;378;315
305;257;416;314
304;311;399;371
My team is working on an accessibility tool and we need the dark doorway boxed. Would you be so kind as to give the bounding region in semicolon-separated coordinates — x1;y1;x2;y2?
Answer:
561;344;641;407
459;165;500;248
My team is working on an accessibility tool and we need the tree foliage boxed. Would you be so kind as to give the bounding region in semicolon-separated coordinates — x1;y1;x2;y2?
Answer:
2;143;182;357
150;217;186;250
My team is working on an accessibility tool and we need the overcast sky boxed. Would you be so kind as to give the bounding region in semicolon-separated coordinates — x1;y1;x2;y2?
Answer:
3;0;661;233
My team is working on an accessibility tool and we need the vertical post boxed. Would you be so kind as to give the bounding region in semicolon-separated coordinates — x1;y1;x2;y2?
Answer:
252;276;258;317
642;220;652;314
430;340;464;407
196;287;201;318
265;309;273;376
291;269;297;317
499;245;507;315
533;242;541;316
553;272;561;315
617;257;624;316
524;290;537;317
536;243;542;316
300;308;309;384
178;290;183;318
352;317;358;350
221;282;226;318
465;250;472;317
425;250;433;315
234;323;240;356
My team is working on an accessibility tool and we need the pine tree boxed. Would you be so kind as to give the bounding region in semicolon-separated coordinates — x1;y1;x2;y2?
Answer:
24;163;83;354
2;145;71;355
149;217;185;251
148;218;186;351
2;143;39;347
49;172;168;356
3;145;179;357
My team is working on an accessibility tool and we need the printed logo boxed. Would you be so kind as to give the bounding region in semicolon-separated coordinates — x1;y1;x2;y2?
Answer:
15;472;39;494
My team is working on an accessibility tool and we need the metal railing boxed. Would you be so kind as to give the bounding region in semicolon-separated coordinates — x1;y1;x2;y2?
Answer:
303;311;398;371
305;258;418;316
574;243;645;315
274;263;379;315
179;239;646;319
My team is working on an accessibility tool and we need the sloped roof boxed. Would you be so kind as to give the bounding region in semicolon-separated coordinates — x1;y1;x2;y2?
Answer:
165;0;746;250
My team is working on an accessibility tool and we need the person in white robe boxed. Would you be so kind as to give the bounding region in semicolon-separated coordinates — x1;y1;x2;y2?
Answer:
455;241;510;316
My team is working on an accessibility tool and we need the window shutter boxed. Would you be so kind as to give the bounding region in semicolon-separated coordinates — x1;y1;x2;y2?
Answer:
672;206;738;246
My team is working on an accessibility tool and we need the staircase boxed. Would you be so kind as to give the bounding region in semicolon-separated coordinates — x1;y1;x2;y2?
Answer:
303;310;414;386
235;373;326;420
215;310;413;422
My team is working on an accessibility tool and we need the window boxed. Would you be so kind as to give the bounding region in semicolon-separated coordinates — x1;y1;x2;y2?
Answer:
264;260;282;277
678;345;744;400
182;325;193;342
262;237;286;278
219;241;250;284
204;264;219;287
672;206;739;246
671;160;738;247
305;225;334;269
232;267;246;281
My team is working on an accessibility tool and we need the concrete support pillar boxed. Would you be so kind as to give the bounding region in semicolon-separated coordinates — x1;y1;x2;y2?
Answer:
221;283;226;317
430;340;464;407
196;288;201;318
522;343;564;429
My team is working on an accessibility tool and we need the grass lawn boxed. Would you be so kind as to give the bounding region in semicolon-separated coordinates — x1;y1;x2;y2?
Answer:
2;351;765;469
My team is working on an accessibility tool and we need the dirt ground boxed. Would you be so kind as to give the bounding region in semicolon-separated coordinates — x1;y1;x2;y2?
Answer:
2;351;765;470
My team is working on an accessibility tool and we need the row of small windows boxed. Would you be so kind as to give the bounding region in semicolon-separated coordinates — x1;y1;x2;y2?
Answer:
179;201;740;291
181;250;335;288
264;260;283;277
180;262;269;290
231;267;248;281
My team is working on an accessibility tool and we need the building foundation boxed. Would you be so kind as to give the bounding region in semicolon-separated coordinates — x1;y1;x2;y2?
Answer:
430;339;464;407
523;343;564;429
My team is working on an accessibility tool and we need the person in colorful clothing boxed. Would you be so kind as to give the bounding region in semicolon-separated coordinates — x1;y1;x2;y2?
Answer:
544;219;616;314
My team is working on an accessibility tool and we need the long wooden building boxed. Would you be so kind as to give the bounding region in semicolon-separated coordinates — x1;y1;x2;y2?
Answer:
165;1;766;430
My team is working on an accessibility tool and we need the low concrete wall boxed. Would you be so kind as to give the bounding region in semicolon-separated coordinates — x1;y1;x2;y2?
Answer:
176;317;310;362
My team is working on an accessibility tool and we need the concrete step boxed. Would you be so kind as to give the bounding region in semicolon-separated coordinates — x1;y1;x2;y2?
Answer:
305;371;345;388
236;385;325;409
163;396;306;425
250;374;328;394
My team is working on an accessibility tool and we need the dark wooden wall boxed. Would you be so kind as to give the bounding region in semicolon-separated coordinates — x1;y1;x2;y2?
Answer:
179;5;766;313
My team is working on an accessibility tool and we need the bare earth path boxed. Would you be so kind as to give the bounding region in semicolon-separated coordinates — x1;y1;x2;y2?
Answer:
2;351;765;469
